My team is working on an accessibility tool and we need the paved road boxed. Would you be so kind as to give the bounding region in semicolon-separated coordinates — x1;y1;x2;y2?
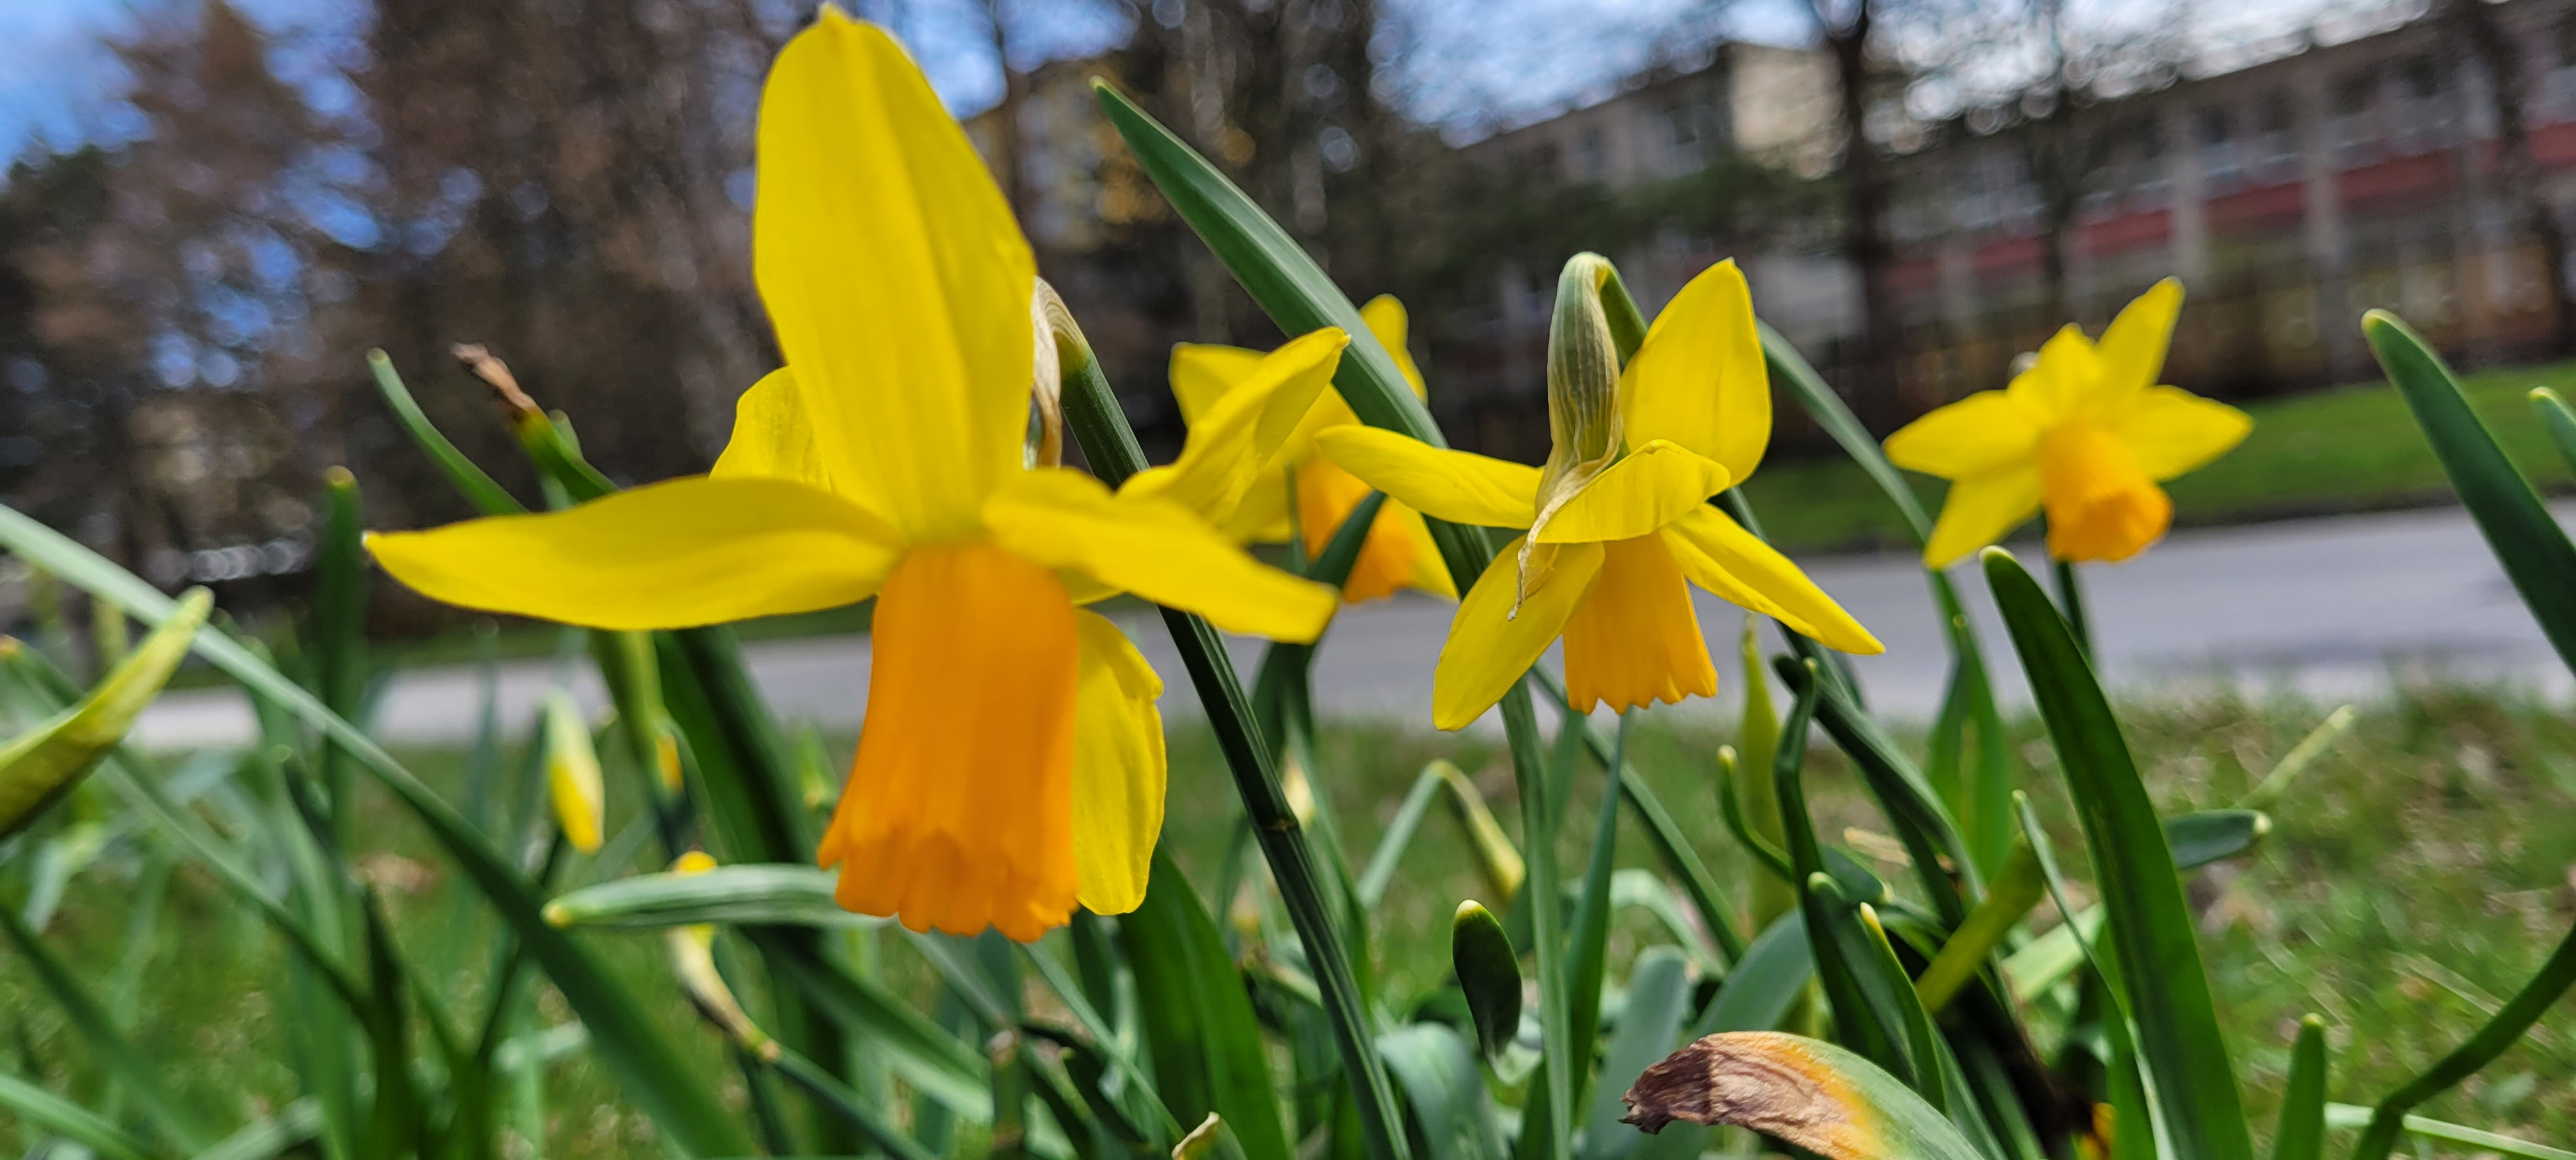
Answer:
130;501;2573;749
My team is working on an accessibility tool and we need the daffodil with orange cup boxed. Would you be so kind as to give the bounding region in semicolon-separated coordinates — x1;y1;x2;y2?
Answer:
365;11;1341;942
1317;257;1881;729
1168;296;1457;603
1886;279;2252;568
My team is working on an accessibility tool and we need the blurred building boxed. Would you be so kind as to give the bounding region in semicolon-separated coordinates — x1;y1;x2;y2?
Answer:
1885;1;2576;409
1440;43;1848;454
1450;0;2576;433
936;1;2576;462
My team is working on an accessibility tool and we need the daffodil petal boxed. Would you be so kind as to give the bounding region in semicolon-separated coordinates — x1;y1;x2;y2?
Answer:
1297;455;1420;602
1220;467;1295;542
712;367;844;497
1315;426;1539;528
755;11;1033;538
1360;294;1427;399
1919;464;2044;569
1882;391;2044;480
986;468;1339;642
367;477;900;631
2112;385;2252;480
2003;326;2103;424
1620;259;1769;480
1434;537;1603;730
2094;277;2183;405
1398;505;1460;600
1169;342;1269;425
1282;386;1362;466
1123;328;1349;523
1070;611;1164;915
1660;505;1882;654
1532;440;1731;544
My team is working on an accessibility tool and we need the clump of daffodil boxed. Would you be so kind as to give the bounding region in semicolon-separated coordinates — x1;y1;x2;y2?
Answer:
1319;255;1881;729
1886;279;2251;567
365;10;1339;942
1169;296;1455;603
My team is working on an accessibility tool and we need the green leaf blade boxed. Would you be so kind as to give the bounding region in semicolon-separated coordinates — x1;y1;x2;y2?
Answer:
2365;312;2576;675
1981;548;2255;1160
1582;947;1694;1160
0;503;754;1159
2271;1016;2328;1160
0;587;209;841
1120;853;1295;1160
1380;1023;1509;1160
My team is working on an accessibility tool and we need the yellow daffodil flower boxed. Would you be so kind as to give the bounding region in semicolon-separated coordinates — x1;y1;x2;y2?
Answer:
365;10;1338;941
1317;259;1882;729
1885;279;2252;568
1168;297;1457;603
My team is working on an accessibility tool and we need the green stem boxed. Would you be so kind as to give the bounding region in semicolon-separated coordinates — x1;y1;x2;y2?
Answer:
1057;342;1414;1160
2050;556;2092;657
1506;682;1572;1160
473;833;569;1067
1528;666;1745;965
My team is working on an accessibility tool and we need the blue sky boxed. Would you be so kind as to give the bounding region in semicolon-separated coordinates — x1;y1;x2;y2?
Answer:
0;0;2354;165
0;0;1805;162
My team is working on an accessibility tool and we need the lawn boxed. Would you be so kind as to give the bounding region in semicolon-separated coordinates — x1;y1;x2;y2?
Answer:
1742;356;2576;553
12;688;2569;1155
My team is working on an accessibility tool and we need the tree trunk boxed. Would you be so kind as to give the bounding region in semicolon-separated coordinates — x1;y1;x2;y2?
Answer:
2447;0;2576;355
1827;8;1906;432
2030;116;2083;326
986;2;1034;235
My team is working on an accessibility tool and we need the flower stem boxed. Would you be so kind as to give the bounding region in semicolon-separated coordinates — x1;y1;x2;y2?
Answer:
1055;335;1415;1160
2050;556;2093;657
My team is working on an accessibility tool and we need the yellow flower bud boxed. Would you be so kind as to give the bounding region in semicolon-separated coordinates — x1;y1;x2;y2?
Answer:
540;689;605;854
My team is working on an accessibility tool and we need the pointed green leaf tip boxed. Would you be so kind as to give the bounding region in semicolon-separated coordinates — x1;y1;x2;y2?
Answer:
0;586;210;840
2272;1014;2329;1160
1452;899;1521;1059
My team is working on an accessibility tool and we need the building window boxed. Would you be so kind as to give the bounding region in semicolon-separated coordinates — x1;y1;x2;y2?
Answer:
2400;56;2445;100
2255;89;2297;179
1663;100;1701;167
1577;127;1607;182
2259;89;2294;134
1655;82;1727;173
1517;142;1560;183
2557;15;2576;69
2128;119;2168;205
2392;56;2455;153
2200;106;2240;192
2331;70;2378;166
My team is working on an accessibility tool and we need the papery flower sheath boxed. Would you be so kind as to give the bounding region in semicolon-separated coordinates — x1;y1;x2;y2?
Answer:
1317;258;1880;730
1169;296;1457;603
365;10;1337;940
1885;279;2252;568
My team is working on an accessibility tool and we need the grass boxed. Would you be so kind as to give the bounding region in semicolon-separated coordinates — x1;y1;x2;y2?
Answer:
1743;356;2576;553
8;689;2572;1155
